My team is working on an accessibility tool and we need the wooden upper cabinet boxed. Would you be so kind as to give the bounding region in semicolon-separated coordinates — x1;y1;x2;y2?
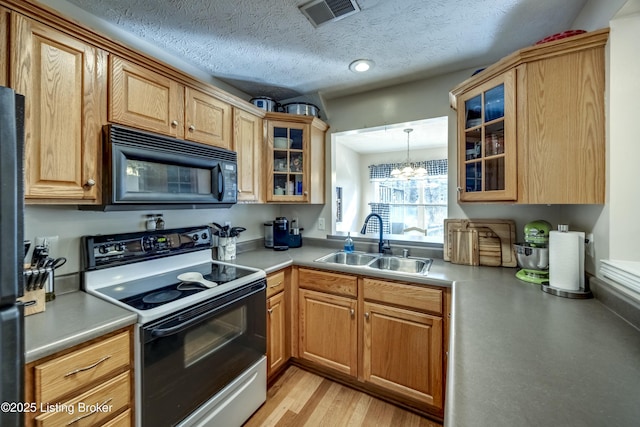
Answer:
456;70;517;202
451;29;608;204
110;56;233;149
0;7;9;87
264;112;328;204
517;47;606;204
12;13;106;203
233;108;264;202
185;87;232;149
109;55;185;139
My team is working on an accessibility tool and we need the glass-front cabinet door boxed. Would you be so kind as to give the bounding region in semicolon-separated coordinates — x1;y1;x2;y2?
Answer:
266;120;309;202
457;70;517;201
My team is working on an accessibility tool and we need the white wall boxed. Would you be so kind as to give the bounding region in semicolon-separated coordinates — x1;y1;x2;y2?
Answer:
572;0;628;30
606;1;640;261
24;204;280;275
334;142;361;232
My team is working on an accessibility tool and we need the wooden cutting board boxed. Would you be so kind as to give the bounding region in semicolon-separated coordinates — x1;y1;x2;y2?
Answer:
444;219;517;267
476;227;502;267
449;228;479;265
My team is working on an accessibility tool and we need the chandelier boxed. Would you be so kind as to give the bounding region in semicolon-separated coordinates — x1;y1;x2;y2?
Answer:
391;128;427;179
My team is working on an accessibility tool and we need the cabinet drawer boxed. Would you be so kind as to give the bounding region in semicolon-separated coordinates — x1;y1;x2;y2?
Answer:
298;268;357;298
35;371;131;427
267;270;285;298
363;278;442;314
102;408;132;427
35;331;131;403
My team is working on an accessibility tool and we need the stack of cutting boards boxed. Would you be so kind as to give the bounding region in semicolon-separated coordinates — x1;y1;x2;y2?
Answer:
444;219;517;267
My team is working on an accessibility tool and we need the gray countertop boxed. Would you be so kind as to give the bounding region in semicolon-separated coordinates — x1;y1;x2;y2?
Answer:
233;246;640;427
24;291;137;363
26;244;640;426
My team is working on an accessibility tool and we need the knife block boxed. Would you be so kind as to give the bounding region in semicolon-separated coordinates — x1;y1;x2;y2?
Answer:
17;266;47;316
19;287;46;316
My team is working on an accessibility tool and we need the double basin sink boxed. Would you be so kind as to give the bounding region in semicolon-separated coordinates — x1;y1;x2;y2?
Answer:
314;251;432;276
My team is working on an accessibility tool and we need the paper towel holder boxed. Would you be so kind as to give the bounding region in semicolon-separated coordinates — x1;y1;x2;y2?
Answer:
541;224;593;299
541;281;592;299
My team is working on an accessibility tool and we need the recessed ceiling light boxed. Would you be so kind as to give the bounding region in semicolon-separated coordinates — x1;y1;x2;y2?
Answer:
349;59;374;73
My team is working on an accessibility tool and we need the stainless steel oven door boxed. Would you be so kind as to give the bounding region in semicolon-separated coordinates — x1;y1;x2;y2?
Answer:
139;280;266;427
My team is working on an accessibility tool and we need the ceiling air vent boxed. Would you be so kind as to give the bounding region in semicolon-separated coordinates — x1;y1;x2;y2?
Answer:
299;0;360;28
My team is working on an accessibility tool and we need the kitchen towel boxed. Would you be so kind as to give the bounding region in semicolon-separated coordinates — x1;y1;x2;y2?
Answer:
549;230;585;291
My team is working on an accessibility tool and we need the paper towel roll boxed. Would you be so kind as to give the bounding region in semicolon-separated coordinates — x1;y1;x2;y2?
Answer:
549;230;585;291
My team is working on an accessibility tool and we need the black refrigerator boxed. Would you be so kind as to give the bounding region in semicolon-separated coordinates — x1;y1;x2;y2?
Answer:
0;86;25;427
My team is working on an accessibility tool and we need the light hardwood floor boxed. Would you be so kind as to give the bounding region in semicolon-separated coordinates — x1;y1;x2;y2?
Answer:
244;366;443;427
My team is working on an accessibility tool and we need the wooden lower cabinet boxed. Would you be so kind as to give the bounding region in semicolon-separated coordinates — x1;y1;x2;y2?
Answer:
294;268;447;417
266;269;289;380
298;288;358;376
24;327;134;427
267;291;286;377
362;301;443;409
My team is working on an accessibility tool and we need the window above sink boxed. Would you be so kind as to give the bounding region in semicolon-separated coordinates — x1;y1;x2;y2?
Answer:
332;117;448;245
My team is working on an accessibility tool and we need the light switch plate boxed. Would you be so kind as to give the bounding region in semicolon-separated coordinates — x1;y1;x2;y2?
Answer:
317;218;325;230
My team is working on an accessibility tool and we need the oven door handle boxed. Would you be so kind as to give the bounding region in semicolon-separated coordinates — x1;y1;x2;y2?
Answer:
149;285;262;338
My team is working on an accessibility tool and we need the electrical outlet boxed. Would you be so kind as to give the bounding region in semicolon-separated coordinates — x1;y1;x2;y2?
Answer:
586;233;595;257
318;218;325;231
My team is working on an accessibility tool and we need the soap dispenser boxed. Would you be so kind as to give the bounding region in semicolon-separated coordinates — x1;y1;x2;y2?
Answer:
344;232;355;253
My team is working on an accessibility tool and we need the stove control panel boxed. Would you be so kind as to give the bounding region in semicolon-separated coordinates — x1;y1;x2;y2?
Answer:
84;226;212;269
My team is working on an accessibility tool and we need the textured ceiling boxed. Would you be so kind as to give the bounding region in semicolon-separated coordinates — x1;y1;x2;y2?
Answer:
60;0;589;100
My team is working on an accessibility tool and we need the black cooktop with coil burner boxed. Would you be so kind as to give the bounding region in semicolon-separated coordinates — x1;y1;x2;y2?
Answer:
114;262;258;310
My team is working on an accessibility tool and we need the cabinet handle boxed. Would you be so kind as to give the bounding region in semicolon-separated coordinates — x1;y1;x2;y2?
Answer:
63;355;111;377
171;120;179;127
84;179;96;187
269;281;282;288
456;186;462;192
364;312;370;320
267;308;273;314
350;309;355;317
65;398;112;425
189;124;196;132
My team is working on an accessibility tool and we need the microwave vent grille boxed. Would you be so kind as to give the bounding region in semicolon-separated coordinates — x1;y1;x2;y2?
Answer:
106;125;237;162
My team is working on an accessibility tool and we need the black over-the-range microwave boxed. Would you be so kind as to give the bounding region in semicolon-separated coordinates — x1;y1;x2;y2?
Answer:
84;125;237;211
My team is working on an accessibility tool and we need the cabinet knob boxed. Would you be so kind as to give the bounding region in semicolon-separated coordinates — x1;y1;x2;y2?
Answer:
350;308;355;317
456;186;462;192
189;124;196;132
303;191;308;196
267;308;273;314
364;312;369;320
171;120;179;127
85;179;96;187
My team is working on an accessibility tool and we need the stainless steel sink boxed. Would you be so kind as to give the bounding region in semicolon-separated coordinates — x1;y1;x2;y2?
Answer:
315;251;379;266
314;251;432;275
368;256;432;275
